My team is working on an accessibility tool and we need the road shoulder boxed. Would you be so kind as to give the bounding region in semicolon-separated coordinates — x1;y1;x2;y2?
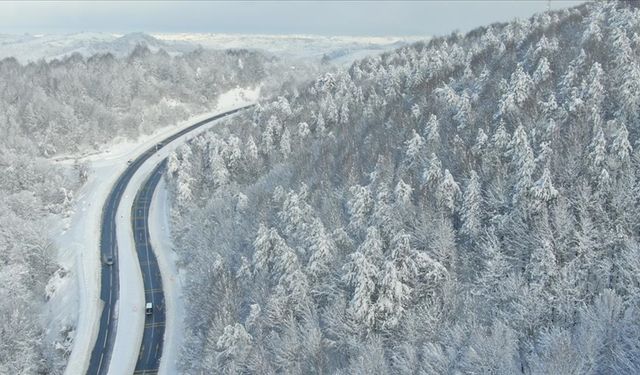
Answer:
149;178;184;374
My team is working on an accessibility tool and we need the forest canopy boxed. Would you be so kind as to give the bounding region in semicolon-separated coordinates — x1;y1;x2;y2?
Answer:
0;45;293;157
166;2;640;374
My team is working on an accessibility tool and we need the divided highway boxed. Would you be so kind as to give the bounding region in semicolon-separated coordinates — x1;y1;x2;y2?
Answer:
87;106;251;375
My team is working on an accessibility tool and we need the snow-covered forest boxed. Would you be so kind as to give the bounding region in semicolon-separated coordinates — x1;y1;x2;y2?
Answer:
0;45;299;373
0;45;308;157
167;2;640;373
0;156;80;374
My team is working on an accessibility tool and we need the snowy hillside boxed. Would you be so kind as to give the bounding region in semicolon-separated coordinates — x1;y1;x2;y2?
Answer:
166;1;640;373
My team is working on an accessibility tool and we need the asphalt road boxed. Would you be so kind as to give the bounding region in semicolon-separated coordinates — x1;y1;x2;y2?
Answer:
87;106;251;375
132;161;167;375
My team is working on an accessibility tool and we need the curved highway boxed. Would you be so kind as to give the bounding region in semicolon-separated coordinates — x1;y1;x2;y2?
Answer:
132;160;167;374
87;106;251;375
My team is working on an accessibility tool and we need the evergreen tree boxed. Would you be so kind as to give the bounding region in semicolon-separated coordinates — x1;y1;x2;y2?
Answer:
404;129;425;169
376;259;411;329
244;138;259;171
425;114;441;151
211;151;230;188
508;125;535;206
343;227;383;329
610;121;632;171
531;168;558;211
423;153;443;191
216;323;253;374
533;56;552;85
347;185;373;232
437;169;460;214
461;170;482;240
589;125;607;177
280;127;292;158
307;218;335;283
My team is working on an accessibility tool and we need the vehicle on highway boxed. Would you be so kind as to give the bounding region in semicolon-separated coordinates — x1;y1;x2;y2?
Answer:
127;159;133;165
145;302;153;315
103;254;114;265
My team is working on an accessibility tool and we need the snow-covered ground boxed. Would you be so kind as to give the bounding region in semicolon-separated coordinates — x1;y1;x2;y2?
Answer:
52;87;259;375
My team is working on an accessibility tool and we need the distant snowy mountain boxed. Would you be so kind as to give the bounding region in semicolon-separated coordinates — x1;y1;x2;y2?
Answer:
0;31;426;65
0;32;197;62
153;33;428;65
0;32;115;61
90;32;197;56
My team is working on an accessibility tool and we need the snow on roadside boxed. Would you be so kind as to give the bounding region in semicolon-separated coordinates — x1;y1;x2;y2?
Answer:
149;179;183;375
57;87;259;375
216;85;261;111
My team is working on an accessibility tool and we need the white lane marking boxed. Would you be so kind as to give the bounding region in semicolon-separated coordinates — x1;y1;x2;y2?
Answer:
103;320;109;346
97;351;105;374
143;181;158;366
107;273;112;326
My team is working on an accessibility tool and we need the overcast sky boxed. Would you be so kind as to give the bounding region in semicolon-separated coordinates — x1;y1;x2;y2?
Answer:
0;1;584;36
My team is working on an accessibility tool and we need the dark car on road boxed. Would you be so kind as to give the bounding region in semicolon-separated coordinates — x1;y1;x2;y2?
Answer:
103;255;114;265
